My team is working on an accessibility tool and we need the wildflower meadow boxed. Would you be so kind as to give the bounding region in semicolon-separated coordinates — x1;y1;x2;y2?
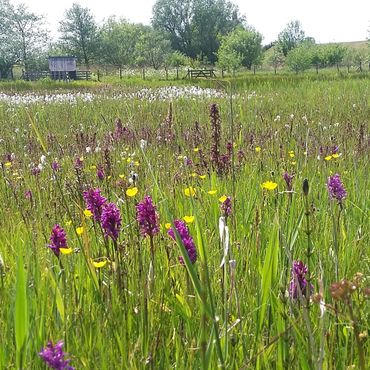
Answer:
0;75;369;369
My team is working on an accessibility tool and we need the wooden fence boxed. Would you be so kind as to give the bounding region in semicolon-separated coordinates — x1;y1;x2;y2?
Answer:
22;70;91;81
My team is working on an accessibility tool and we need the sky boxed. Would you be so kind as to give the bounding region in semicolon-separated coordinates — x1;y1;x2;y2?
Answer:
11;0;370;44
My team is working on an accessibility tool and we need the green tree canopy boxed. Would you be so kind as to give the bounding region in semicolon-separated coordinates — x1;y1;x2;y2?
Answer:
58;3;98;67
99;18;147;72
152;0;245;63
217;26;263;72
277;20;306;56
0;0;47;75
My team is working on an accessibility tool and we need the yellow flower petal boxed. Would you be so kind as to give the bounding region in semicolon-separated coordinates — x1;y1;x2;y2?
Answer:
76;227;84;235
261;181;278;191
165;223;171;230
193;147;199;152
183;215;195;224
119;174;125;179
255;147;261;153
208;190;217;195
60;247;73;255
4;162;12;167
325;155;332;161
83;209;93;218
126;187;138;197
332;153;340;158
191;172;198;178
199;175;206;180
184;186;196;197
89;165;96;170
219;195;227;203
65;220;72;226
134;161;140;166
92;260;107;269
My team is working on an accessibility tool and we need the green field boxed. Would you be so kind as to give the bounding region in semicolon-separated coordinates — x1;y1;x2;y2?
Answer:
0;74;369;369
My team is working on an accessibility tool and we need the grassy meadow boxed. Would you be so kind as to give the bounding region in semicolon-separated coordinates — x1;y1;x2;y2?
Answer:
0;74;369;369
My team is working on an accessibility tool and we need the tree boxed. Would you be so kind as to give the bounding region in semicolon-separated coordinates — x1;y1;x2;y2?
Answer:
135;28;172;70
217;27;262;72
167;51;189;79
266;48;285;74
0;0;47;75
58;3;98;68
99;18;146;77
277;20;306;56
285;42;314;73
152;0;193;57
152;0;245;63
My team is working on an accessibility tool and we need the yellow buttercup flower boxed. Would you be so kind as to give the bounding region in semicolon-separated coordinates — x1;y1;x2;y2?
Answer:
288;151;295;158
165;223;171;230
4;162;12;168
89;165;97;170
60;247;73;255
191;172;198;178
325;155;332;161
255;146;261;153
208;190;217;195
199;175;206;180
183;215;195;224
193;147;199;152
119;174;125;179
261;181;278;191
92;260;107;269
219;195;227;203
126;187;138;197
83;209;93;218
184;186;196;197
76;227;84;235
332;153;340;159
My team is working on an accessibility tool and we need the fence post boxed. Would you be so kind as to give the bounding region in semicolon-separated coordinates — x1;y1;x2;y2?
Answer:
97;70;100;82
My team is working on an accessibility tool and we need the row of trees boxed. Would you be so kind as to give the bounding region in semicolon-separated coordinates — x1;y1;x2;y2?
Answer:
0;0;369;78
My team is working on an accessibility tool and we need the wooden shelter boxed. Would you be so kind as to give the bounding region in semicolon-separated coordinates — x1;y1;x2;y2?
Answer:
48;56;77;80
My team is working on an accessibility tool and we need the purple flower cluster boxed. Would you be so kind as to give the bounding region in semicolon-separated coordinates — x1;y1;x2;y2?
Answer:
327;174;347;202
97;166;105;180
51;161;60;172
83;188;107;222
48;224;67;257
289;260;313;299
136;196;160;237
283;171;294;191
221;196;232;217
101;202;122;241
168;220;197;264
39;340;74;370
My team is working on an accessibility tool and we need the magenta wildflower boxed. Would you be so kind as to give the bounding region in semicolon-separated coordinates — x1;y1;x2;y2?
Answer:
97;166;105;180
31;166;41;176
48;224;67;257
283;171;294;191
136;196;160;237
24;189;33;200
168;220;197;264
83;188;107;222
101;202;122;241
289;260;313;299
51;161;60;172
221;196;232;218
327;174;347;202
39;340;74;370
74;157;83;170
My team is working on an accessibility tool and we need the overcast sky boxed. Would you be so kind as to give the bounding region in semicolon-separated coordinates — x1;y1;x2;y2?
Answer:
11;0;370;44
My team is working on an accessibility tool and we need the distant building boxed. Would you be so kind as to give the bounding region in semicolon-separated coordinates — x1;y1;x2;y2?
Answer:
48;56;77;80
